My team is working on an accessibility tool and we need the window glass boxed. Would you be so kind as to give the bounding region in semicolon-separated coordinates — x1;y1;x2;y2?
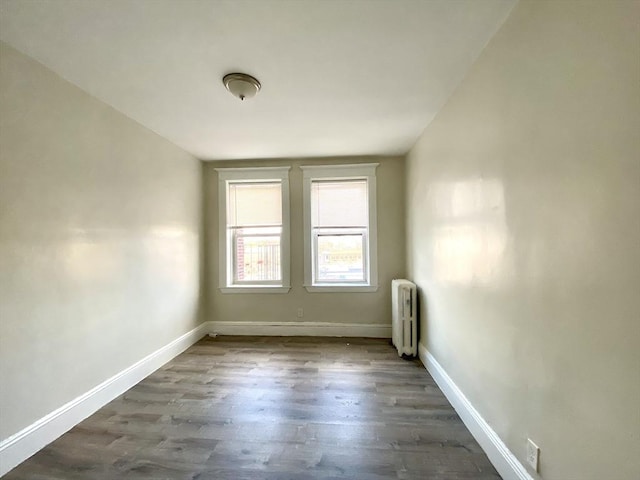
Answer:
233;227;281;282
316;232;365;282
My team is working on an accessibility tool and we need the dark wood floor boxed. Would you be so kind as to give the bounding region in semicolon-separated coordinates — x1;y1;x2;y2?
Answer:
5;336;501;480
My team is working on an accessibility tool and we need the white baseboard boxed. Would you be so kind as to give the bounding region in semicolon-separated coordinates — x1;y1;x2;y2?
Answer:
210;321;391;338
0;322;209;477
418;342;533;480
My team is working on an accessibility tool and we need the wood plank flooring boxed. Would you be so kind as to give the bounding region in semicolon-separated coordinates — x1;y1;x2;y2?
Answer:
5;336;501;479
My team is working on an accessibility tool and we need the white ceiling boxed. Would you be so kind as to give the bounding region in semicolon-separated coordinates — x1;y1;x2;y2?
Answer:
0;0;516;161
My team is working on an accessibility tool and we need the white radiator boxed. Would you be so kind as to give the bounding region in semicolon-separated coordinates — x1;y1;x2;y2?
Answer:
391;279;417;357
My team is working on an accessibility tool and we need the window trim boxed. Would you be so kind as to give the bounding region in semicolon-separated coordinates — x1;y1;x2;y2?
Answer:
301;163;379;293
216;166;291;294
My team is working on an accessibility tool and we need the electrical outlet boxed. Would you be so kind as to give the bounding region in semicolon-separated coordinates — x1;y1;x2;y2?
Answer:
526;438;539;472
297;308;304;318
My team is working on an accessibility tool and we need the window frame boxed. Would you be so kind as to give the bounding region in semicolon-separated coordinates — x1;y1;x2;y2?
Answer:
301;163;379;293
216;167;291;293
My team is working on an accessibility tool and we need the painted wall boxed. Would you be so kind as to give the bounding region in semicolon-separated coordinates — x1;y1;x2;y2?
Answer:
204;157;405;332
0;42;203;440
405;1;640;479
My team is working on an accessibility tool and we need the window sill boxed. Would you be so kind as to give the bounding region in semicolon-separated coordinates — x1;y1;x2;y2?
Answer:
220;286;291;294
304;284;379;293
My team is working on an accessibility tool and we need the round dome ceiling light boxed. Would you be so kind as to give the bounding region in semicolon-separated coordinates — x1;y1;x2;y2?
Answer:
223;73;261;101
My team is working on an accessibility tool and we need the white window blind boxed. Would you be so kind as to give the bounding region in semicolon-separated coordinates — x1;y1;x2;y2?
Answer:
311;180;368;227
228;182;282;227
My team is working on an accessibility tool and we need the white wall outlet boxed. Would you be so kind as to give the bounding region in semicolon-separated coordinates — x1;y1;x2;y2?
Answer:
296;308;304;318
526;438;540;472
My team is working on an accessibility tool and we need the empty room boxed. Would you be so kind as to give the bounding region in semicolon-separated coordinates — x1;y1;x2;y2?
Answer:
0;0;638;479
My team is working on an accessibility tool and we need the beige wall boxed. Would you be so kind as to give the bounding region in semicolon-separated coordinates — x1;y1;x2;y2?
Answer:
405;1;640;479
204;157;405;329
0;42;203;440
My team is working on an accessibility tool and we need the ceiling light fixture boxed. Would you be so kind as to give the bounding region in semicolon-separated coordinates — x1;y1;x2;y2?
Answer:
223;73;261;101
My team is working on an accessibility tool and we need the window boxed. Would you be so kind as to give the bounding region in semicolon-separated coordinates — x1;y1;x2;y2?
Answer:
301;163;378;292
216;167;290;293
